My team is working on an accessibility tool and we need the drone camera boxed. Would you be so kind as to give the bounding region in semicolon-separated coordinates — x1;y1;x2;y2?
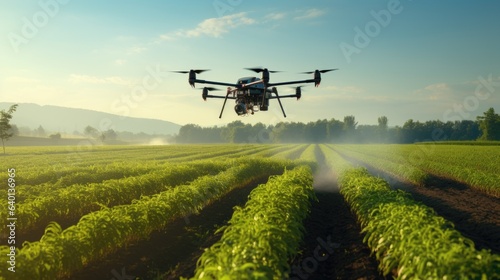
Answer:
234;103;247;116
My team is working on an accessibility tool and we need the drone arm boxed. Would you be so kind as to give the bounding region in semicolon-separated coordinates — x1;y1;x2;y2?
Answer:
269;94;299;99
268;79;316;87
205;95;236;99
194;79;237;87
241;79;264;88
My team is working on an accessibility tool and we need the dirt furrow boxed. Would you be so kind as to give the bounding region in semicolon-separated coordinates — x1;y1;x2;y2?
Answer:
67;177;269;280
290;147;385;279
341;154;500;255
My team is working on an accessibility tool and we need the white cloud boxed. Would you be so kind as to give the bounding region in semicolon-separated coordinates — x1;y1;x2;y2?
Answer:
159;12;256;40
425;83;450;92
265;12;286;21
415;82;452;101
68;74;131;86
294;8;326;20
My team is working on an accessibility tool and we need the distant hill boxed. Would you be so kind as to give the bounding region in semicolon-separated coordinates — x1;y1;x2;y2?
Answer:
0;103;181;135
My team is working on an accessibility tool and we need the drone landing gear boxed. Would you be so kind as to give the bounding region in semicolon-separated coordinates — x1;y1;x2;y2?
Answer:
272;87;287;118
219;91;232;119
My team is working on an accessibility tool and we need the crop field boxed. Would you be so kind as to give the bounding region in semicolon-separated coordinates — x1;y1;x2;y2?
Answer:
0;144;499;279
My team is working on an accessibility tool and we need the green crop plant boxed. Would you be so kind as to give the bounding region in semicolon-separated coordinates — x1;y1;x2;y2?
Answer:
334;144;500;197
332;145;429;186
0;158;292;280
338;167;500;279
191;165;315;280
11;161;231;233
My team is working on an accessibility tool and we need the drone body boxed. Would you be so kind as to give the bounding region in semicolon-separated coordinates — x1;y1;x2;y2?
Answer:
174;68;338;118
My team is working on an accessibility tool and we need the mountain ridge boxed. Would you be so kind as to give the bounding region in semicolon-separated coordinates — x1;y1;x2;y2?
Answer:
0;102;181;135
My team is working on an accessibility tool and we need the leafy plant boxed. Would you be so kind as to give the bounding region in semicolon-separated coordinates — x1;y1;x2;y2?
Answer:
191;165;315;279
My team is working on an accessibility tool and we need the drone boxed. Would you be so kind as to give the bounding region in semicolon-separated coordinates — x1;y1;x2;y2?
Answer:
173;67;338;118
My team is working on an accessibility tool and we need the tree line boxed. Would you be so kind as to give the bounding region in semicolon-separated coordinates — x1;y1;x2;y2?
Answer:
174;108;500;144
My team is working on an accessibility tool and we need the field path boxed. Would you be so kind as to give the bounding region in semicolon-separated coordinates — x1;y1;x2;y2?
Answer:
290;146;385;279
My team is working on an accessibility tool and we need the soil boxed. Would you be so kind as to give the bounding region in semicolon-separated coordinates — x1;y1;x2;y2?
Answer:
289;147;387;280
68;177;269;280
387;174;500;254
341;154;500;255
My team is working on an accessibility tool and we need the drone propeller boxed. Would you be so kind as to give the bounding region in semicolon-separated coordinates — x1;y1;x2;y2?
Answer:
171;69;210;87
245;67;281;87
202;87;219;91
171;69;210;74
201;87;220;101
292;86;306;100
300;69;338;74
300;69;338;87
245;67;281;73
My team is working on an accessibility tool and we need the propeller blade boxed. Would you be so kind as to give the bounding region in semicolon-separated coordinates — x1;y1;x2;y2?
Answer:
300;68;339;74
245;67;281;73
288;85;307;89
245;67;265;73
204;87;220;91
171;69;210;74
319;68;338;73
193;69;210;74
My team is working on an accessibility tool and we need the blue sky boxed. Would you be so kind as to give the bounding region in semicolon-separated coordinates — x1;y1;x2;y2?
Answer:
1;0;499;128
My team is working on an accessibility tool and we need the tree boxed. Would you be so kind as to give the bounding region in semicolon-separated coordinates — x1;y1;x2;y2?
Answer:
84;125;99;138
36;125;46;137
8;124;19;137
103;129;118;141
49;133;62;140
378;116;388;142
343;115;357;142
327;118;344;142
477;108;500;140
0;104;19;154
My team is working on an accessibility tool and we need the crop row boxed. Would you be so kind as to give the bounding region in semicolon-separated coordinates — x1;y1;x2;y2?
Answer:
9;161;171;202
333;145;500;197
0;145;289;187
0;145;246;180
321;146;500;279
270;144;308;160
298;144;317;162
191;165;315;279
12;161;231;233
0;158;293;280
331;146;428;186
